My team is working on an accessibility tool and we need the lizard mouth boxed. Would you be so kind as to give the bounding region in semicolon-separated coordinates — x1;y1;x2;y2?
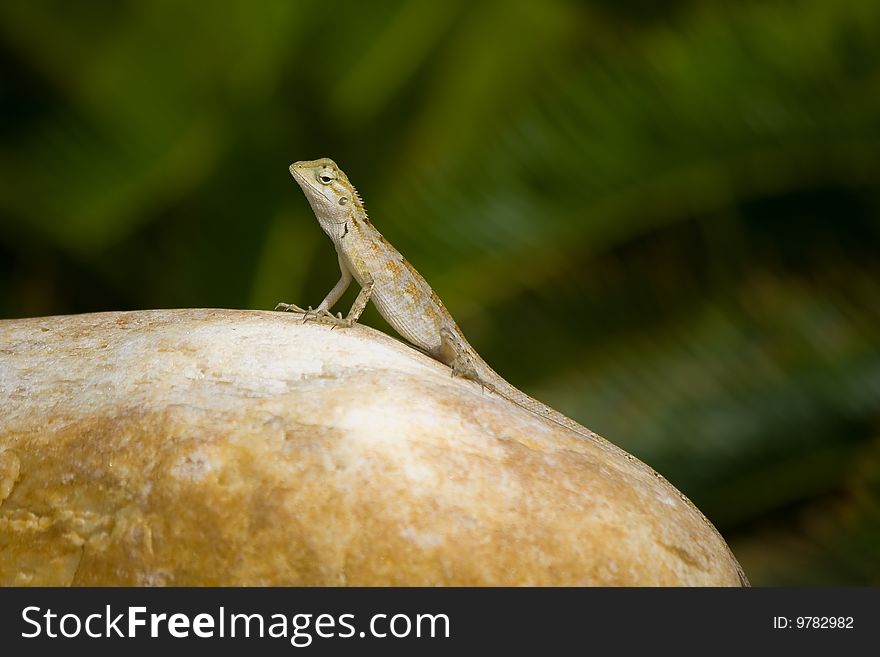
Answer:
288;163;313;189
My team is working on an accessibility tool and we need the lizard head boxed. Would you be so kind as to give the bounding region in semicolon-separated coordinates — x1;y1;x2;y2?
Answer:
289;158;367;230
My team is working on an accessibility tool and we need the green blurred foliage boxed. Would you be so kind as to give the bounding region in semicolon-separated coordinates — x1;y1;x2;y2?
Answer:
1;0;879;585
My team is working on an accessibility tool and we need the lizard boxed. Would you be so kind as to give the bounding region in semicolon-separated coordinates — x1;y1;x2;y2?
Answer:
275;157;602;443
273;161;751;581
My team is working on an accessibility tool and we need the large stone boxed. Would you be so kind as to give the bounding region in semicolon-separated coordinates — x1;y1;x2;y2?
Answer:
0;309;746;585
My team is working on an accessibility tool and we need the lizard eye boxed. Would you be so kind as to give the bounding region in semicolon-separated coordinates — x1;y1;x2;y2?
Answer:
318;172;334;184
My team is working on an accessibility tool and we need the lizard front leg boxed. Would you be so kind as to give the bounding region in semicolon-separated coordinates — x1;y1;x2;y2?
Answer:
275;254;352;321
337;274;374;327
300;274;373;328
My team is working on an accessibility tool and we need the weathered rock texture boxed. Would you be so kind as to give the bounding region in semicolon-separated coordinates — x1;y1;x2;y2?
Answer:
0;309;747;586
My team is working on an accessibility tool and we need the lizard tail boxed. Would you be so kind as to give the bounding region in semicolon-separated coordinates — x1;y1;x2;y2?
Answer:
438;325;613;447
469;356;601;443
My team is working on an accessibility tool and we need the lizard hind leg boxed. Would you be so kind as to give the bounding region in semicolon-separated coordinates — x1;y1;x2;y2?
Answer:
438;327;490;389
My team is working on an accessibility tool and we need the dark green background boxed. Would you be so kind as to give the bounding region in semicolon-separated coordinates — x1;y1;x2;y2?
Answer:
2;0;878;585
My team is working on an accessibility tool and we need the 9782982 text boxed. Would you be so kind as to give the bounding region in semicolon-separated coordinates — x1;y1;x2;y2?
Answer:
773;616;854;630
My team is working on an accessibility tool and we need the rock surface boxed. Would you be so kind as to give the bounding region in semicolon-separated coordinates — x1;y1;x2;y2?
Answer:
0;309;747;585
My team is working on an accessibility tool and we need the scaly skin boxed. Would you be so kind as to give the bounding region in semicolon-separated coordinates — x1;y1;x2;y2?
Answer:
276;157;601;442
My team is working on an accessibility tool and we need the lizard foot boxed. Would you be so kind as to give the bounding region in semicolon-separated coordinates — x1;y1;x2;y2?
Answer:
274;302;311;313
309;309;354;328
450;367;495;394
275;303;349;326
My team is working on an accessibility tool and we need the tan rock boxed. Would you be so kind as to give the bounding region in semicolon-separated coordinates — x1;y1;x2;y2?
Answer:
0;309;746;586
